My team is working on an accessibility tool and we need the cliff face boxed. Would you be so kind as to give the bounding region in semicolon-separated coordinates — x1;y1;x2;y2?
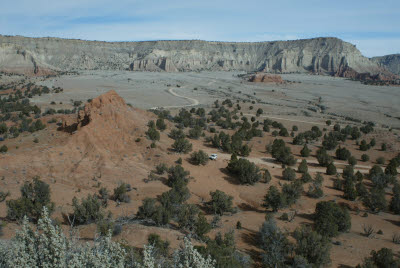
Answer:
0;35;383;75
371;54;400;76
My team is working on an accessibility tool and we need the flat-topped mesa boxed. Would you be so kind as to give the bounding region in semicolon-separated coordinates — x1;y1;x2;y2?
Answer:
0;35;386;76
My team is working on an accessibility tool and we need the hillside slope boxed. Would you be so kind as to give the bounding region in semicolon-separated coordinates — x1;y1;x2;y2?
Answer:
0;35;383;76
372;54;400;75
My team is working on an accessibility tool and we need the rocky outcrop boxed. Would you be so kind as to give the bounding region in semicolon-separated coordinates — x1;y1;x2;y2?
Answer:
0;35;385;76
248;73;284;84
335;65;398;82
371;54;400;76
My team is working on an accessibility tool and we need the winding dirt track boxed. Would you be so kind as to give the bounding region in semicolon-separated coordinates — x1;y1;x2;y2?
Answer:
204;150;373;174
150;87;199;110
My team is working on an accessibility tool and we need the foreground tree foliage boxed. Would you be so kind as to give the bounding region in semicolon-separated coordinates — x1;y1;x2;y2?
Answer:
6;177;54;222
0;207;216;268
196;231;250;268
0;207;126;268
314;201;351;237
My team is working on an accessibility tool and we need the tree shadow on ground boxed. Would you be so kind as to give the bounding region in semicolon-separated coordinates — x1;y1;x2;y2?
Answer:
241;228;263;265
385;218;400;227
219;168;241;185
238;203;265;213
296;212;314;222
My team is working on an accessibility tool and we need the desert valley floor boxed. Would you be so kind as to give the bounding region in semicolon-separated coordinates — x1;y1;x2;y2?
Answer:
0;70;399;267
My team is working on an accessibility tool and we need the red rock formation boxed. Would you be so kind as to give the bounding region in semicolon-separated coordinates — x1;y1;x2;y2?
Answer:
335;65;398;82
248;73;284;84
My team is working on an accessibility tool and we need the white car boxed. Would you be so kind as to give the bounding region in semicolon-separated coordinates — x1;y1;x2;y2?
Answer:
209;154;218;160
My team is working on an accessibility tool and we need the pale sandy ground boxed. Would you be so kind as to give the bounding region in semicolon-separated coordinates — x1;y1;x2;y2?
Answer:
28;71;400;128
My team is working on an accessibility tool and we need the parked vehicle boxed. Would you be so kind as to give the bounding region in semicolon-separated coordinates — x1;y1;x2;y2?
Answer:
209;154;218;160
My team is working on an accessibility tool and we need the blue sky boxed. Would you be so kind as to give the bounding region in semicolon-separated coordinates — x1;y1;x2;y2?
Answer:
1;0;399;57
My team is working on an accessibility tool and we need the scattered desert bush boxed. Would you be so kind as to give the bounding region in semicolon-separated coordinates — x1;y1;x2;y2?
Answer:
376;156;385;165
96;218;122;237
195;213;211;239
71;194;104;225
156;118;167;131
307;181;324;198
190;150;209;165
6;176;54;222
188;125;203;139
362;224;375;237
259;217;290;268
361;154;370;162
208;190;235;215
98;187;109;207
381;143;387;151
172;137;193;153
169;128;185;140
314;201;351;237
348;156;357;166
316;148;333;167
293;225;331;267
359;140;371;151
269;139;296;166
167;164;190;188
392;233;400;244
300;172;312;184
297;159;308;174
363;187;387;213
146;123;160;141
112;183;131;203
227;155;261;185
263;169;272;183
300;144;310;157
390;183;400;214
0;145;8;153
356;248;400;268
155;163;168;175
335;146;351;160
177;203;200;231
147;233;170;257
281;180;303;207
326;162;337;175
263;186;284;212
282;167;296;181
197;231;249;268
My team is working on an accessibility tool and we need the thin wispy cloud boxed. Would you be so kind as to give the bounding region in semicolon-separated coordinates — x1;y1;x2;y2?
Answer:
0;0;399;57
